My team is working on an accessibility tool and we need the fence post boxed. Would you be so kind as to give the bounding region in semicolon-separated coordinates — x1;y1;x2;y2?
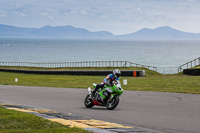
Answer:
124;61;126;67
199;57;200;65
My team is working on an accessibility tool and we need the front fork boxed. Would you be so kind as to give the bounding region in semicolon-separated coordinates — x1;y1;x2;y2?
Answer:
110;94;116;100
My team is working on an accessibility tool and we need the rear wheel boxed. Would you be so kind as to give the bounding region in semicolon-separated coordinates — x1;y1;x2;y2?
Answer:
106;96;119;110
84;95;94;108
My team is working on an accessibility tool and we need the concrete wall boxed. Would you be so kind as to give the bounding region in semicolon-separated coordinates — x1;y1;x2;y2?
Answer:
0;69;145;77
183;69;200;76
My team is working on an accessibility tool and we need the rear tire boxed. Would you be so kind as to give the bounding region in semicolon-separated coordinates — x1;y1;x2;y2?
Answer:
106;96;119;110
84;95;94;108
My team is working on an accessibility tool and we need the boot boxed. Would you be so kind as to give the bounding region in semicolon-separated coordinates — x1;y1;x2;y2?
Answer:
91;90;96;97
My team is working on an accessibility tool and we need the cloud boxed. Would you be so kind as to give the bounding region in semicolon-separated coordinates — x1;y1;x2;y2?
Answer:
69;10;77;14
48;16;54;20
41;12;54;20
0;0;200;34
80;11;87;15
20;13;25;17
136;8;141;12
0;10;7;17
14;12;26;17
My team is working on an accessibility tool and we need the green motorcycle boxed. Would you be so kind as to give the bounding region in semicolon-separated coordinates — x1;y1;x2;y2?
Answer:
84;81;124;110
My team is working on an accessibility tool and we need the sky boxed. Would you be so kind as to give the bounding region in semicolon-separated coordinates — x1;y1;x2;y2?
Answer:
0;0;200;35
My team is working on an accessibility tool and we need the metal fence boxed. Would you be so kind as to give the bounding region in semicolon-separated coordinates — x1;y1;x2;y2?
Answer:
156;67;179;74
1;58;199;74
0;61;157;71
178;57;200;73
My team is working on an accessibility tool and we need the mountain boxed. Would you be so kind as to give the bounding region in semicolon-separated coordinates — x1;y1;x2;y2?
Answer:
117;26;200;40
0;24;200;39
0;24;113;38
0;24;36;37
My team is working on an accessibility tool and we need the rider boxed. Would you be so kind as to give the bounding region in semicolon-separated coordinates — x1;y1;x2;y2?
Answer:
92;69;121;96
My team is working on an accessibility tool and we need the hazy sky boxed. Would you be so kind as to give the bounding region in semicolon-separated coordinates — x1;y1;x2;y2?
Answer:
0;0;200;35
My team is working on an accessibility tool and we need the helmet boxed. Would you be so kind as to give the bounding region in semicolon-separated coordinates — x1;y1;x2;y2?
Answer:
113;69;121;78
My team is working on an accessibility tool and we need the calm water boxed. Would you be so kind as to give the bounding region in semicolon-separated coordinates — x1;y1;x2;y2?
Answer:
0;38;200;68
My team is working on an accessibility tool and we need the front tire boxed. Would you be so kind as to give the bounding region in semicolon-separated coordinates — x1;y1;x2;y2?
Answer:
106;96;119;110
84;95;94;108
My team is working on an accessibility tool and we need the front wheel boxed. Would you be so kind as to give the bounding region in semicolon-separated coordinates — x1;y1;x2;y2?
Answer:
106;95;119;110
84;95;94;108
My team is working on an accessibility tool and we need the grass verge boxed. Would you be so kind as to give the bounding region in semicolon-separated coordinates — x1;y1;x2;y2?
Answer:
190;65;200;69
0;66;200;94
0;107;89;133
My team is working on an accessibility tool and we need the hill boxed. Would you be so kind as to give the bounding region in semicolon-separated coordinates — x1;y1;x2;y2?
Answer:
117;26;200;40
0;24;200;39
0;24;113;38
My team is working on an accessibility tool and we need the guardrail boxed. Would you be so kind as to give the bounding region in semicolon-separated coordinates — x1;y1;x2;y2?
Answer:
178;57;200;73
1;58;199;74
156;67;178;74
0;61;157;72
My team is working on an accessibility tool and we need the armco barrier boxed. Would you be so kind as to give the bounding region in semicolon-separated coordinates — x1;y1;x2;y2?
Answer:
183;69;200;76
0;69;145;77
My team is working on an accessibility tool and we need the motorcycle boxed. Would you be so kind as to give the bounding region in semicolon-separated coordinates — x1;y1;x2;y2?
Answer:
84;81;123;110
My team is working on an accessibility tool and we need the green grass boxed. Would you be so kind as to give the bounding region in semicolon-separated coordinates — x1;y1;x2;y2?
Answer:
191;65;200;69
0;66;200;94
125;75;200;94
0;107;90;133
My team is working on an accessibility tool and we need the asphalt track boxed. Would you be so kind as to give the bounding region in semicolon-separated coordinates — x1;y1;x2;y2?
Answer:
0;85;200;133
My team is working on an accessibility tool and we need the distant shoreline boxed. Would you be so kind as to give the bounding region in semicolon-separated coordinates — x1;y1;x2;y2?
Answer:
1;24;200;40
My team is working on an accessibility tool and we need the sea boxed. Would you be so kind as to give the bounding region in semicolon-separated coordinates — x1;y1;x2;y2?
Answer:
0;38;200;73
